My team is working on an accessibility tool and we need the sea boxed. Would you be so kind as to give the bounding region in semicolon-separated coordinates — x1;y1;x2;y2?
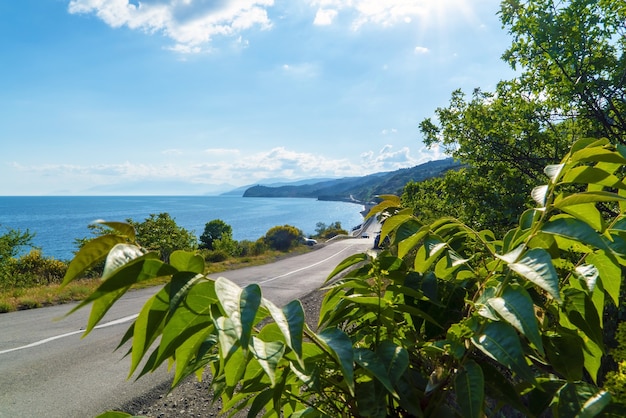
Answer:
0;196;365;261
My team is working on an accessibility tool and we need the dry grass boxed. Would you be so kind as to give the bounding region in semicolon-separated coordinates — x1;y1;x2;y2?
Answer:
0;246;313;313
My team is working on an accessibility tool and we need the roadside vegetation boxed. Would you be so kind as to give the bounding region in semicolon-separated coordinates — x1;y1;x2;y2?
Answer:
57;0;626;416
0;217;350;313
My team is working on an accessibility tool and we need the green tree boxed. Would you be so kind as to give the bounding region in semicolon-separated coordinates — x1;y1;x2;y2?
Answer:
128;213;196;262
199;219;233;250
0;226;35;264
500;0;626;143
264;224;302;251
314;221;348;239
62;139;626;417
410;0;626;234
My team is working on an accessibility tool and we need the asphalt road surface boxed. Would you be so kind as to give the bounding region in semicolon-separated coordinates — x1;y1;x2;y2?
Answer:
0;236;375;417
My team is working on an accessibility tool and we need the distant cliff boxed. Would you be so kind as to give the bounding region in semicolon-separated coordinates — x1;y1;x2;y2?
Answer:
243;158;460;202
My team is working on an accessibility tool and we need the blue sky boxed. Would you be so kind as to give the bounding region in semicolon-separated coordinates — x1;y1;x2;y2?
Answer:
1;0;513;195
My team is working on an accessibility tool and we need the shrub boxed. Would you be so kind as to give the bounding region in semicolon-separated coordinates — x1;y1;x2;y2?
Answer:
263;224;302;251
201;249;230;263
238;239;267;257
1;250;67;290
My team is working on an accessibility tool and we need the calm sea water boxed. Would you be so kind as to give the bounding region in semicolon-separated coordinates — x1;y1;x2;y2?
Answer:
0;196;364;261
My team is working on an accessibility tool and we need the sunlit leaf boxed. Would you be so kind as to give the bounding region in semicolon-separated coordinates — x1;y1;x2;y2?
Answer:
326;253;368;282
169;250;204;274
560;166;626;189
575;264;598;293
544;163;565;183
62;234;128;286
531;185;549;207
509;248;561;303
102;244;146;279
263;299;304;365
251;337;285;387
587;251;620;305
541;217;609;252
557;203;604;233
489;285;544;355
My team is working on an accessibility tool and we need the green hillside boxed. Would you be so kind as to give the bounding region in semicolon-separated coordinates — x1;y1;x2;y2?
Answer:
243;158;460;203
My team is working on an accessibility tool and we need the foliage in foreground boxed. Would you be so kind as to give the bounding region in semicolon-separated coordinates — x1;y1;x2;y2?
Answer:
64;139;626;417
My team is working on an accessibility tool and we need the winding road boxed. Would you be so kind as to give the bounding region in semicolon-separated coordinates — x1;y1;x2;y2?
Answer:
0;235;376;417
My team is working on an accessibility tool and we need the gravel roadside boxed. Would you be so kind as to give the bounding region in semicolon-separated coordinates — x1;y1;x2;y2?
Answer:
117;287;326;418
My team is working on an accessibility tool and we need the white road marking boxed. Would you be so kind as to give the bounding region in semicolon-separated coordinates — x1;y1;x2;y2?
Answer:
0;314;138;355
258;242;359;285
1;241;368;355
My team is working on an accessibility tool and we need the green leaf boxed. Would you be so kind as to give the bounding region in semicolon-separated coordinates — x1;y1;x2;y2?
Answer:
532;185;549;207
62;234;128;285
95;220;136;237
398;226;430;259
544;331;584;381
414;235;446;274
508;248;561;303
240;284;262;350
354;348;397;397
326;253;368;282
129;286;171;376
556;191;626;207
545;164;565;183
575;264;598;293
489;285;544;355
559;203;604;233
564;289;604;350
215;277;243;336
560;166;626;189
587;251;621;305
541;217;610;252
470;321;535;384
251;337;285;387
102;244;146;279
578;390;612;418
377;341;408;386
95;412;132;418
156;280;216;373
480;361;530;416
169;250;204;274
454;360;484;418
248;388;274;418
263;299;304;365
570;146;626;164
556;382;610;418
69;255;176;334
317;328;354;395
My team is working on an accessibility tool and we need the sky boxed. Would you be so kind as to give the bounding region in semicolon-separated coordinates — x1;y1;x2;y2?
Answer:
0;0;514;196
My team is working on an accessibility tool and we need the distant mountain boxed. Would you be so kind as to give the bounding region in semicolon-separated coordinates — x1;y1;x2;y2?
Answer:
243;158;461;202
221;178;339;196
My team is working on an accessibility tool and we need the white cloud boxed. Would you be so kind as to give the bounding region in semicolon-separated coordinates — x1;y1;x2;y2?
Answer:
308;0;474;30
9;144;445;194
68;0;274;53
313;8;338;26
281;62;319;78
414;46;429;54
